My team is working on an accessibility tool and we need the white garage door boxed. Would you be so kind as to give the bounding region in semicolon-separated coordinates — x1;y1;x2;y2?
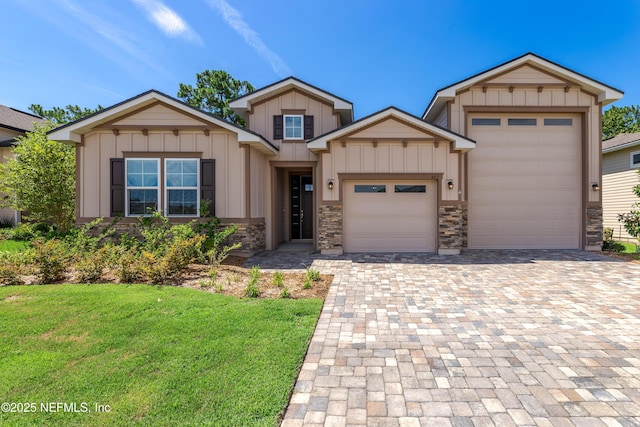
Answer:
467;114;582;249
343;180;437;252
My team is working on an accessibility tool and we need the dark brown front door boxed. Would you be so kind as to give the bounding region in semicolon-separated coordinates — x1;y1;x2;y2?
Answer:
291;175;313;239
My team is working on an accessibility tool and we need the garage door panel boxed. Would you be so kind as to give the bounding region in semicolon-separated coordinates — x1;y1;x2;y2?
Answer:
343;180;436;252
468;113;581;249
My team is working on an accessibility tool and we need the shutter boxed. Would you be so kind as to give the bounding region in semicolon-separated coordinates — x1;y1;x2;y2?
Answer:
200;159;216;217
110;158;125;217
304;115;314;139
273;115;283;140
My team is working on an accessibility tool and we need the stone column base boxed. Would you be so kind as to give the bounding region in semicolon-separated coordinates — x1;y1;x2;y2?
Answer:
318;204;343;254
438;204;467;254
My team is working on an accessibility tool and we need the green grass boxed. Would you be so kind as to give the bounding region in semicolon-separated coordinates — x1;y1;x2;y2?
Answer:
0;284;322;426
619;241;640;253
0;240;28;253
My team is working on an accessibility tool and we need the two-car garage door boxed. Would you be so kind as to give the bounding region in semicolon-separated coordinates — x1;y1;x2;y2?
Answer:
467;113;582;249
343;180;437;252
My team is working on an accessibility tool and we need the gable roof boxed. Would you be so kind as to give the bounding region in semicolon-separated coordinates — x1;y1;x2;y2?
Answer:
307;106;475;152
0;105;45;146
423;52;624;122
603;132;640;153
229;76;354;125
47;90;278;154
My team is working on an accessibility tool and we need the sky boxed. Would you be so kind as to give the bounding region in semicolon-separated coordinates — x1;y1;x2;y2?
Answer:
2;0;640;120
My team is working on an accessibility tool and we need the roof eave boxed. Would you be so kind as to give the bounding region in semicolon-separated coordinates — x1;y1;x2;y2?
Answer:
603;140;640;154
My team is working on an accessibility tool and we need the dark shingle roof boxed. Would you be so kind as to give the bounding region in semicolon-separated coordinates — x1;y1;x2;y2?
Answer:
602;132;640;151
0;105;44;132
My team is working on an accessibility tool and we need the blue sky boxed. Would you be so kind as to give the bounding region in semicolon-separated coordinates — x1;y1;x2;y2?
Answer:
2;0;639;120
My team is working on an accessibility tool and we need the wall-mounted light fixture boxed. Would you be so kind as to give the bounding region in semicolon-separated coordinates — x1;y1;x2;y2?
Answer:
328;179;334;190
591;182;600;191
447;180;454;190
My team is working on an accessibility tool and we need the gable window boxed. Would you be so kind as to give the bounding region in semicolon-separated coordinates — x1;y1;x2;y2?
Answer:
273;115;314;140
631;150;640;169
284;115;303;139
165;159;199;215
126;159;160;215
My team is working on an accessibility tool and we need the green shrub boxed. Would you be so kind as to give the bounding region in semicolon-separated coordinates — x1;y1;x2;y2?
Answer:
272;271;284;288
0;252;25;286
139;235;205;285
302;277;312;290
30;238;70;284
603;227;614;242
280;287;290;299
74;246;110;283
109;245;143;284
602;239;625;252
306;267;321;282
245;265;260;298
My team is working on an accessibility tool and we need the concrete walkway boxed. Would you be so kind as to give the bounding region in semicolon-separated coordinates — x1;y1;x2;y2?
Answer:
249;250;640;427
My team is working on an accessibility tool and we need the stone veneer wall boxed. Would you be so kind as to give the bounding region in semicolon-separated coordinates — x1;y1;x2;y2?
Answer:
318;204;343;254
438;204;467;251
586;204;603;250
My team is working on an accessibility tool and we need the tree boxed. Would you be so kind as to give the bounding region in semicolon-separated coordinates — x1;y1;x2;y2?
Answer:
602;105;640;140
177;70;254;127
28;104;103;125
0;123;75;231
618;170;640;243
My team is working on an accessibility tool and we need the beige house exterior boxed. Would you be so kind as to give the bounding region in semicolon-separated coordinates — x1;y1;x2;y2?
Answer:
49;53;623;255
0;105;45;225
602;132;640;242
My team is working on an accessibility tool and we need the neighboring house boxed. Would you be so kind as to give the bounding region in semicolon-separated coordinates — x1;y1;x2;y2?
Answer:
0;105;45;225
48;53;623;255
602;132;640;241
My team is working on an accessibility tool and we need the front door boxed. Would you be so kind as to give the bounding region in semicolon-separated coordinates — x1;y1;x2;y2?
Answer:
291;175;313;239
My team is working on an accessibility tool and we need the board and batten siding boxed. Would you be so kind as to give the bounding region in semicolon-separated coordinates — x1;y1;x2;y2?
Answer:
248;89;337;157
78;129;246;219
447;64;601;203
320;118;459;202
603;147;640;241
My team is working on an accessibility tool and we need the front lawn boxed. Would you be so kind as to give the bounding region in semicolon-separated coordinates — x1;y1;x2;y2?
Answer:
0;284;322;426
0;239;28;253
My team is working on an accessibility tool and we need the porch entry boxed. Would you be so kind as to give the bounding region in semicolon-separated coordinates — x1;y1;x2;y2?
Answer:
290;175;313;239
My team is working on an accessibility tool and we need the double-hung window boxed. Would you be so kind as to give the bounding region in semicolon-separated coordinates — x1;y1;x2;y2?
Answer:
126;159;160;215
165;159;199;215
284;115;303;139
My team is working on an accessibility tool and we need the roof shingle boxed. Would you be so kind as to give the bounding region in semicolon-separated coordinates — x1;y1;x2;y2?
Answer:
603;132;640;151
0;105;44;132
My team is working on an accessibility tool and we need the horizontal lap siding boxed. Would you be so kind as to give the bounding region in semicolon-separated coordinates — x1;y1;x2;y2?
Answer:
603;148;640;241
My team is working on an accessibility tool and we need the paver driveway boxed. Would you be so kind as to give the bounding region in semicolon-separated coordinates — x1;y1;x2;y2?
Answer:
248;250;640;427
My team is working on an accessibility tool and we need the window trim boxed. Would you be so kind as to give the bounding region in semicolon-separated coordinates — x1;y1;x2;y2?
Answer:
631;150;640;169
164;158;200;217
125;158;160;217
283;114;303;140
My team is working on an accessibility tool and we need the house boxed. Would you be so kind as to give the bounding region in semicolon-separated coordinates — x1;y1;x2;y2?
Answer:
48;53;623;255
0;105;45;225
602;132;640;241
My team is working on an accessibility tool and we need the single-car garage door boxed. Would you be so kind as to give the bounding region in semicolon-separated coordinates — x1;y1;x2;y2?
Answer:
343;180;437;252
467;113;582;249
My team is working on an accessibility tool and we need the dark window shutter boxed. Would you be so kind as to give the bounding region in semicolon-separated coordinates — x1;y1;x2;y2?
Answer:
273;115;283;140
110;158;125;217
200;159;215;217
304;115;314;139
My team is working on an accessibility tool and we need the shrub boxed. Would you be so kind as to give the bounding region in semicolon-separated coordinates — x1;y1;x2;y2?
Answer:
272;271;284;288
74;246;110;283
0;252;25;286
602;240;625;252
30;238;70;284
139;235;205;285
245;265;260;298
603;227;614;242
302;277;312;290
0;216;14;229
109;245;143;284
280;287;290;299
306;267;321;282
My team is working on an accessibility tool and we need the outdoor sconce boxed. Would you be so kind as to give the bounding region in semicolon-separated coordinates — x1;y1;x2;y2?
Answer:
447;180;454;190
592;182;600;191
328;179;334;190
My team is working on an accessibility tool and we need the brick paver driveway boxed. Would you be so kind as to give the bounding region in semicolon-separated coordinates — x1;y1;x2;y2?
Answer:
248;250;640;427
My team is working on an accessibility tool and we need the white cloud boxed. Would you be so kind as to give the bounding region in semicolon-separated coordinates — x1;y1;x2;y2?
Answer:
206;0;291;77
132;0;203;44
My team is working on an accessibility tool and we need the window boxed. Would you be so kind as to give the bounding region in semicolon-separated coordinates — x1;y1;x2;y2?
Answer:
472;118;501;126
508;118;537;126
631;150;640;169
124;158;201;217
544;118;573;126
284;115;303;139
126;159;159;215
354;184;386;193
165;159;199;215
395;185;426;193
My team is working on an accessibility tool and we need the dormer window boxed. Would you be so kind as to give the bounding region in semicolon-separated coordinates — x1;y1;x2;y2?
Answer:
284;115;303;139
